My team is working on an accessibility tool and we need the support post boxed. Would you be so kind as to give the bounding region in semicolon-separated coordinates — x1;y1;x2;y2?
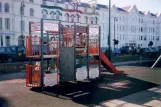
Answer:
114;18;116;49
99;26;101;78
74;23;77;81
29;22;32;65
87;25;89;80
40;19;44;90
47;32;49;69
108;0;111;61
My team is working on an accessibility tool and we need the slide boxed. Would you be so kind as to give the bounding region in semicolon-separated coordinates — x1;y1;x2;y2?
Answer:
95;50;124;74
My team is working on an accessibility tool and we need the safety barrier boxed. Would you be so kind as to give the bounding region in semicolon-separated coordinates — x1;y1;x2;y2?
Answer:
26;64;41;87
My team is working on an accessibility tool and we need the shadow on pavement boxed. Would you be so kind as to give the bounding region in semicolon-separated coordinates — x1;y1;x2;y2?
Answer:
0;72;25;81
31;73;158;106
0;97;8;107
119;86;161;106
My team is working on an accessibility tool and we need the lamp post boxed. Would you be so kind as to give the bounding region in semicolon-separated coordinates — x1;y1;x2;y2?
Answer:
114;17;118;49
20;1;25;46
108;0;111;61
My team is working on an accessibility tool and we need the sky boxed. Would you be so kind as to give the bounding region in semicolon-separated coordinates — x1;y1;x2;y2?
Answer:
96;0;161;13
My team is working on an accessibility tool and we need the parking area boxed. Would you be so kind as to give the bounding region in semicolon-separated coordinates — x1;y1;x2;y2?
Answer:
0;66;161;107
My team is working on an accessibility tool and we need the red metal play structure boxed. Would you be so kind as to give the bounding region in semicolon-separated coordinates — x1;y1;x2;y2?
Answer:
25;19;124;89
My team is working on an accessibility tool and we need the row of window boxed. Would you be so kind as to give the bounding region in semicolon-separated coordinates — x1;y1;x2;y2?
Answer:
0;17;25;32
115;34;125;40
20;7;34;17
0;2;10;13
0;18;10;30
130;35;159;41
65;4;78;10
101;34;125;41
130;26;156;33
84;16;98;24
42;9;61;20
42;9;98;24
116;25;125;31
65;13;79;23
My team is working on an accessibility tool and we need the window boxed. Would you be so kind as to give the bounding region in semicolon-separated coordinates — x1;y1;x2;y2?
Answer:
153;28;155;33
0;18;2;30
117;24;119;30
85;16;88;24
42;9;48;19
139;18;140;23
84;8;87;12
50;11;54;19
123;35;125;40
30;8;34;16
75;4;78;10
0;47;5;52
7;47;12;53
55;11;61;20
5;18;10;30
18;35;24;46
94;17;98;24
153;20;155;24
71;15;74;22
30;0;34;2
65;13;69;22
0;35;3;46
20;7;24;15
18;47;25;53
0;3;2;12
4;3;9;12
5;36;10;46
141;27;143;32
65;4;68;9
91;17;93;24
141;36;143;40
10;47;16;52
75;14;79;23
21;21;25;31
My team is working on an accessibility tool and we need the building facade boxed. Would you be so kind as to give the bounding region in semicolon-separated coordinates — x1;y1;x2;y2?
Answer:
0;0;160;49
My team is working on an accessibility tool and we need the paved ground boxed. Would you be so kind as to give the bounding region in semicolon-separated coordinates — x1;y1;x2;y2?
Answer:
96;86;161;107
0;66;161;107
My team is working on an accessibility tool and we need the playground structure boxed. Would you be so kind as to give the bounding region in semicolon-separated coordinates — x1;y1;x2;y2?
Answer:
25;19;124;89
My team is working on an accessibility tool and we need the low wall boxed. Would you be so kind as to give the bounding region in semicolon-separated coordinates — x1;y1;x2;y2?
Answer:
0;62;27;73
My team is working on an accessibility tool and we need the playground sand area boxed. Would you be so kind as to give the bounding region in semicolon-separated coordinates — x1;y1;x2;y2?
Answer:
0;66;161;107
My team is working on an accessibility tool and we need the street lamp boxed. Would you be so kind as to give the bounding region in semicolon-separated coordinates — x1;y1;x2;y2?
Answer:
114;17;118;49
20;1;25;46
108;0;111;61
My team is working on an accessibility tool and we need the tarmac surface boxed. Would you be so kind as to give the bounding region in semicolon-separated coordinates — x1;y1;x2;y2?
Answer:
0;66;161;107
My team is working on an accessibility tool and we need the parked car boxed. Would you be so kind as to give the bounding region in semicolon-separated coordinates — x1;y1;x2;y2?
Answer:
0;46;26;63
120;46;135;54
139;48;151;55
113;48;121;56
150;47;159;53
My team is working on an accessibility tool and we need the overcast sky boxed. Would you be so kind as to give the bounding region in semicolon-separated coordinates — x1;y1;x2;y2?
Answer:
96;0;161;13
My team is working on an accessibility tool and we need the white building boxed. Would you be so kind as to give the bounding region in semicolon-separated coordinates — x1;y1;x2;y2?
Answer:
0;0;160;49
109;5;161;48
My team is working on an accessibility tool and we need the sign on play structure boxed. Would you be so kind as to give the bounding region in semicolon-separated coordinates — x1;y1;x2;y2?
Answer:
31;22;59;32
89;25;99;36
